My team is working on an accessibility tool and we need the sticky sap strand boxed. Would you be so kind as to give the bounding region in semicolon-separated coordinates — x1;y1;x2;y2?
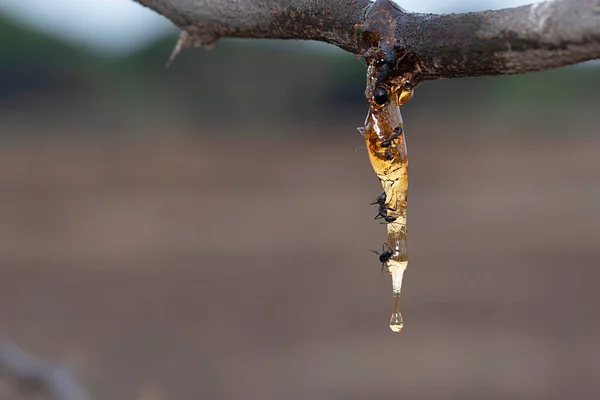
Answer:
364;87;410;333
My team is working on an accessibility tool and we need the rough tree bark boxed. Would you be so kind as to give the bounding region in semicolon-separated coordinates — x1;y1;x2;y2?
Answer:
134;0;600;82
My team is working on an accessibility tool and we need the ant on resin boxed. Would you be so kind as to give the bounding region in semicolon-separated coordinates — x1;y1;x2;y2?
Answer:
369;243;396;273
370;191;396;222
373;148;395;161
374;204;397;223
383;49;397;69
381;126;403;148
370;191;386;206
376;49;397;84
376;64;390;85
373;87;388;105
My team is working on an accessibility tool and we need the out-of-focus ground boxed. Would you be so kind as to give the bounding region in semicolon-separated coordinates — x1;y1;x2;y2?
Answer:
2;10;600;400
1;128;599;400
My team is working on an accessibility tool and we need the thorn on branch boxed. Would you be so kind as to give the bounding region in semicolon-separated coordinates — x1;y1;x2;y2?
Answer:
166;29;217;68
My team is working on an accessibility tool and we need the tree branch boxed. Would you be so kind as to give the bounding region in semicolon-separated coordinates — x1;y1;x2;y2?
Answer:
134;0;600;80
0;339;91;400
135;0;371;54
368;0;600;79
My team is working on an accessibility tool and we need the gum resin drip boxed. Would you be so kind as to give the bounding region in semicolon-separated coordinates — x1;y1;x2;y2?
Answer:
364;61;413;333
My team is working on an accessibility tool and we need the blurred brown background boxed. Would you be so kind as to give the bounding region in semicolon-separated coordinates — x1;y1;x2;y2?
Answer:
1;3;600;400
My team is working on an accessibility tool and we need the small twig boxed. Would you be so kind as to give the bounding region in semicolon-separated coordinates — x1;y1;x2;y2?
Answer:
0;339;91;400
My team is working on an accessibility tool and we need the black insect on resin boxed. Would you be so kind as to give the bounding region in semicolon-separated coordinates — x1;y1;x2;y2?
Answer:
383;49;397;69
374;148;394;161
376;63;390;85
376;216;397;224
369;244;396;273
373;87;388;105
370;191;386;206
374;204;397;223
381;126;403;148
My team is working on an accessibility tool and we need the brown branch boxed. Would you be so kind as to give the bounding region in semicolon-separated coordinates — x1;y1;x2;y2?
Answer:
135;0;371;53
0;339;91;400
134;0;600;81
368;0;600;79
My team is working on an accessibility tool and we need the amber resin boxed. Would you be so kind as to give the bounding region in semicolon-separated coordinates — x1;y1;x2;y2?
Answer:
364;59;414;333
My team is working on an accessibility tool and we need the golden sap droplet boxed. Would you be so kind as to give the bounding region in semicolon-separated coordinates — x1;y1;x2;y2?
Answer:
389;318;404;333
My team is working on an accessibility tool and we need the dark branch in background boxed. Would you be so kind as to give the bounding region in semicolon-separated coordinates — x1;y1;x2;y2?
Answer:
134;0;600;81
0;339;91;400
